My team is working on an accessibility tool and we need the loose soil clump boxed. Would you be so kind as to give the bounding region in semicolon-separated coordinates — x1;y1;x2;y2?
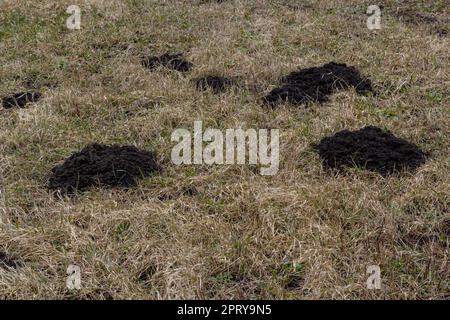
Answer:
141;53;193;72
264;62;373;107
313;126;426;175
48;143;160;194
193;75;238;94
1;91;41;109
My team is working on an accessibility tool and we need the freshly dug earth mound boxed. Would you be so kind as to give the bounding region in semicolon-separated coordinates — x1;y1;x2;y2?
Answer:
264;62;373;106
0;252;19;270
193;75;237;94
1;91;41;109
48;144;160;194
141;53;193;72
313;126;426;175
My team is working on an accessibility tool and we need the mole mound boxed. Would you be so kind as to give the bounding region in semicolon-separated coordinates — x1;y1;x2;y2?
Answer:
313;126;426;175
48;143;160;194
264;62;373;107
193;75;237;94
0;252;19;270
141;53;193;72
1;91;41;109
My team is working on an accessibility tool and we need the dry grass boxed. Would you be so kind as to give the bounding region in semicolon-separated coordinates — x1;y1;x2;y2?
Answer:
0;0;449;299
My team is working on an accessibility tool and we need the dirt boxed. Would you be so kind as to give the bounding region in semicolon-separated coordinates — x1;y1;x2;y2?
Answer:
0;251;19;270
1;91;41;109
141;53;193;72
193;75;238;94
48;143;160;194
313;126;426;175
264;62;373;107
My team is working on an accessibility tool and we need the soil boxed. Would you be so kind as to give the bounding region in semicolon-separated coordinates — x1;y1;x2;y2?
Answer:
193;75;238;94
313;126;426;175
0;251;19;270
141;53;193;72
1;91;41;109
48;143;160;194
264;62;373;106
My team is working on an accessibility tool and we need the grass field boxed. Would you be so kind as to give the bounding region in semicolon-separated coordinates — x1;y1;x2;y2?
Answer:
0;0;449;299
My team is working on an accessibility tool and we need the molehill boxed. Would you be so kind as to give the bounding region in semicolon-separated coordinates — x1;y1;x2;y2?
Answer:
48;143;160;194
264;62;373;106
313;126;426;175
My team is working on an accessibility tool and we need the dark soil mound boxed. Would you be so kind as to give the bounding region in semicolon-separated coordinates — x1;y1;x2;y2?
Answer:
264;62;373;106
0;252;19;270
313;126;426;175
193;75;237;94
1;91;41;109
141;53;193;72
48;143;160;194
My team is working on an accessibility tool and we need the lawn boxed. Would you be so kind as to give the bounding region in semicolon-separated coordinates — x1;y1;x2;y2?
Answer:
0;0;448;299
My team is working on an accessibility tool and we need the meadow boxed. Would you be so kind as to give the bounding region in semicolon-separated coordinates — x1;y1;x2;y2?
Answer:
0;0;448;299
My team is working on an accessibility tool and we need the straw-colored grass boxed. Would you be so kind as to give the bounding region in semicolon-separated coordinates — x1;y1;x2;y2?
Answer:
0;0;448;299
